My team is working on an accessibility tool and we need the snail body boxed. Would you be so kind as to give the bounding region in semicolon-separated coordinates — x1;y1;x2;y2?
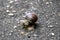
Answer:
20;12;38;30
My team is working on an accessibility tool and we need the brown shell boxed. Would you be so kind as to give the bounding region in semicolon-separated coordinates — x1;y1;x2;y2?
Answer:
25;13;38;23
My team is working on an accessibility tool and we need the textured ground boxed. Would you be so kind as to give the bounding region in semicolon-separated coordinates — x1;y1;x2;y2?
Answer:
0;0;60;40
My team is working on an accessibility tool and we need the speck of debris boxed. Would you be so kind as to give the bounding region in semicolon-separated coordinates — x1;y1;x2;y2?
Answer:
8;33;12;36
20;31;25;35
6;10;10;13
2;35;4;37
46;2;49;5
12;10;16;13
48;25;54;27
6;5;10;8
57;12;60;16
14;0;18;2
10;6;13;9
10;30;13;33
13;25;17;29
9;1;14;4
8;13;14;16
25;33;29;36
50;33;55;36
55;22;58;24
33;34;38;37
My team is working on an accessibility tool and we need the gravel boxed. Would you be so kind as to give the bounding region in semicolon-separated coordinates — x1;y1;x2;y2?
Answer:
0;0;60;40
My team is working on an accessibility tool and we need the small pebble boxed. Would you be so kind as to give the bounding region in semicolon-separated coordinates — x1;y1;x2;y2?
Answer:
30;31;34;33
18;30;21;32
20;31;25;35
20;8;25;12
2;35;4;37
10;30;13;32
30;2;33;5
50;2;52;4
14;26;17;29
10;6;13;8
12;10;16;13
6;10;10;13
31;6;37;10
14;0;18;1
56;22;58;24
25;1;28;3
23;15;26;18
43;0;46;2
9;1;14;3
50;33;55;36
25;33;29;36
31;39;34;40
46;2;49;5
8;33;12;36
8;13;14;16
1;32;4;34
6;5;10;8
33;34;38;37
48;25;54;27
57;12;60;16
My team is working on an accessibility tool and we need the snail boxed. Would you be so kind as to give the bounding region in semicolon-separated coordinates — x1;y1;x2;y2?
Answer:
24;12;38;24
20;12;38;30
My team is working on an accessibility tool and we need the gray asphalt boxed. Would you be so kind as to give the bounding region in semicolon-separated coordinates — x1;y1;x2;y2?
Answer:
0;0;60;40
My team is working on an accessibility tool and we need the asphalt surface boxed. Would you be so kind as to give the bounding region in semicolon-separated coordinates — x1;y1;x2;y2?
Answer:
0;0;60;40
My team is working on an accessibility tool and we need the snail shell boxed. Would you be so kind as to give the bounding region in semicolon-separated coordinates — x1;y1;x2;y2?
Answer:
25;12;38;23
